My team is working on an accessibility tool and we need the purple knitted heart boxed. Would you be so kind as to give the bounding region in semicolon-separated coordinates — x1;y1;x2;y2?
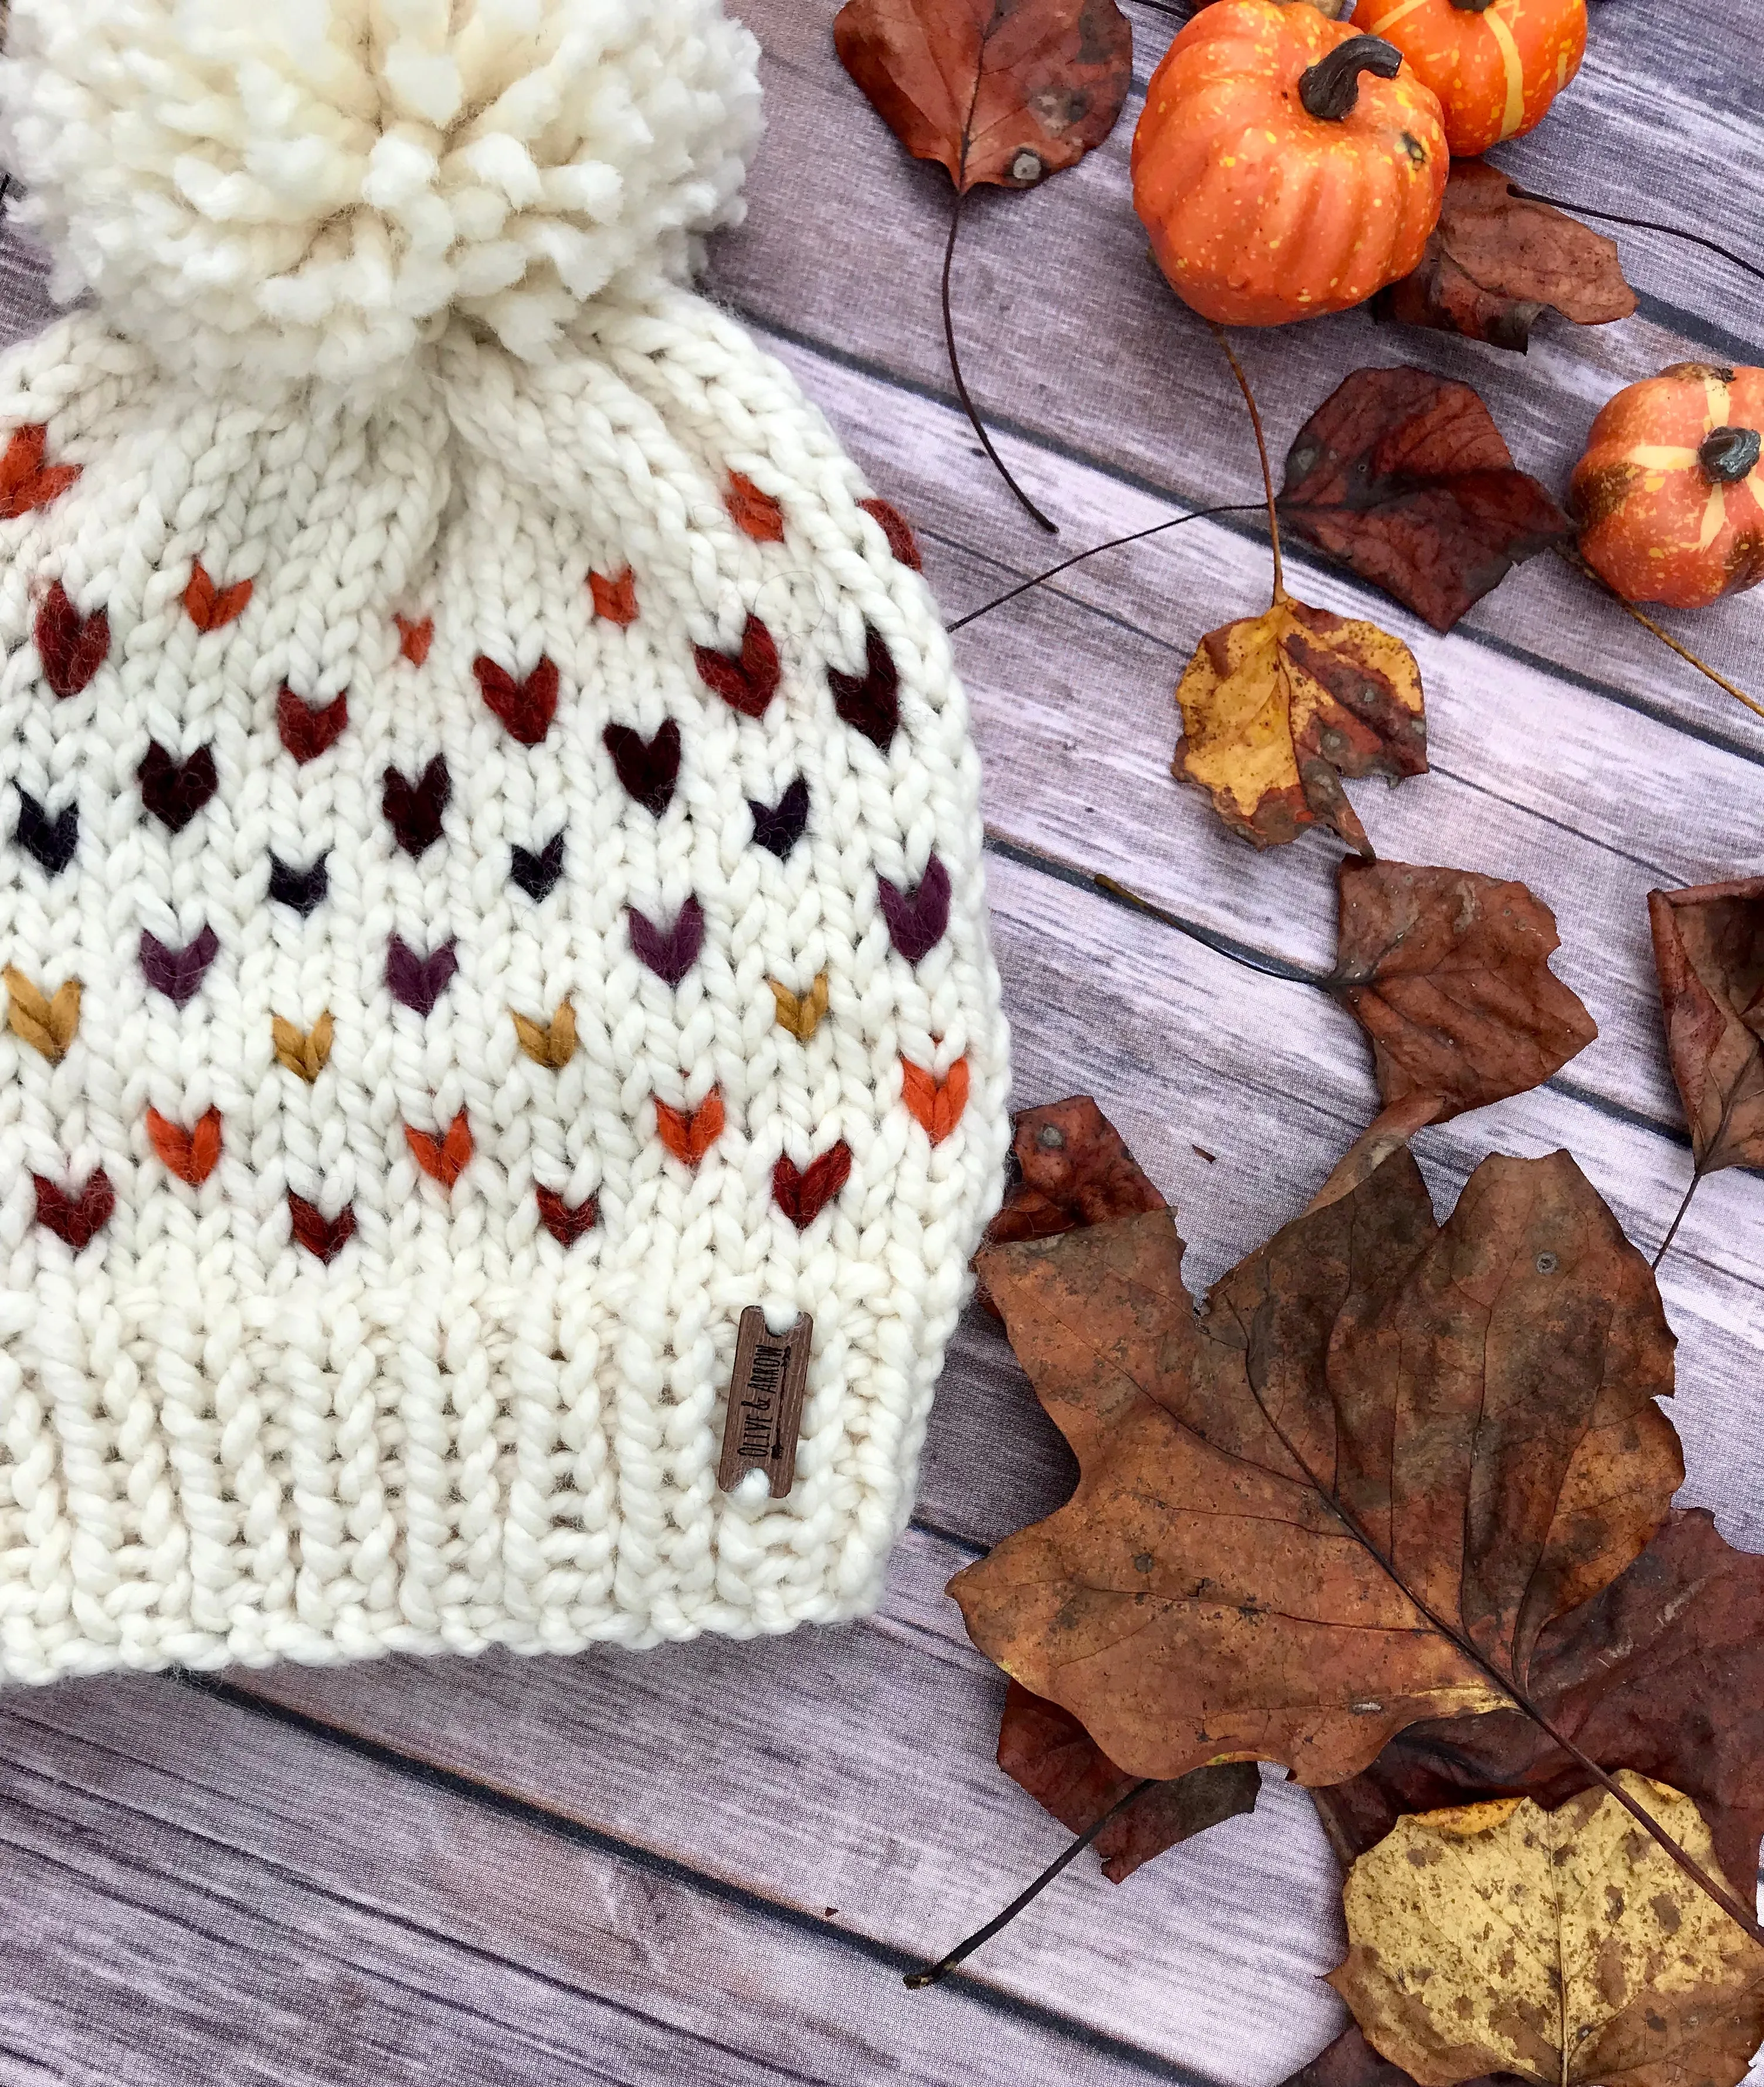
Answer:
140;924;219;1006
388;933;458;1015
878;853;951;965
629;896;704;987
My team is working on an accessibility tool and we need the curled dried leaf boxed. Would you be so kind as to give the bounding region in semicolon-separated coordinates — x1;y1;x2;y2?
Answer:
1647;877;1764;1176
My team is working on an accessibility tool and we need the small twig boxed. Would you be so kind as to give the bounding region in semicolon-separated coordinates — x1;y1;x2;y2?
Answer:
1651;1167;1702;1271
1508;187;1764;288
1209;323;1283;599
949;502;1264;631
941;181;1057;535
904;1778;1155;1988
1558;548;1764;724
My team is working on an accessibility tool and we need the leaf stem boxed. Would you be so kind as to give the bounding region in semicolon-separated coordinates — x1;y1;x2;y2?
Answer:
948;502;1265;631
941;182;1057;535
904;1777;1156;1988
1209;323;1284;601
1507;187;1764;287
1651;1166;1703;1272
1557;548;1764;723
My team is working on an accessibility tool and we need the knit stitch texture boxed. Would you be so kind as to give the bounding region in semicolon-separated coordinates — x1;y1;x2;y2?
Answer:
0;0;1011;1682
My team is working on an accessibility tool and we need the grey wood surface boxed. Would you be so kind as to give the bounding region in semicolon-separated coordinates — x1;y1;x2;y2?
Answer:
2;1;1763;2081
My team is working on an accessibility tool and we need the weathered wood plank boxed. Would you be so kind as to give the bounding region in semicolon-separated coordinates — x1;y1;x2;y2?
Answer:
0;1676;1198;2087
715;0;1764;725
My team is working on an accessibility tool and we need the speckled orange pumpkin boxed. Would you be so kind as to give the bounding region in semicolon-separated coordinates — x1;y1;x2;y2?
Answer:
1352;0;1586;157
1572;363;1764;609
1132;2;1447;327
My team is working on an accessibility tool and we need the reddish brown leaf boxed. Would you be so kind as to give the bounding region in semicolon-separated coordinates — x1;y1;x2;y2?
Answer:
834;0;1132;194
1173;591;1427;855
1281;2022;1515;2087
998;1679;1259;1884
1374;160;1636;354
975;1096;1164;1316
1311;1508;1764;1909
1329;860;1597;1123
1277;367;1574;633
953;1141;1682;1790
1647;878;1764;1177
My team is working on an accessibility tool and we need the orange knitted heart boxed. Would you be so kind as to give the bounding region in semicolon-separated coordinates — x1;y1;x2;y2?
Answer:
406;1109;473;1191
901;1057;969;1146
147;1105;223;1185
656;1090;725;1167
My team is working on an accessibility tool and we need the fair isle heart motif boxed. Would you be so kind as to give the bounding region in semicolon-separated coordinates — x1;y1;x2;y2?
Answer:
655;1090;725;1167
589;568;639;625
537;1185;599;1245
184;562;253;633
512;1001;578;1070
272;1010;334;1082
629;896;704;987
147;1105;223;1185
5;965;80;1063
828;627;899;750
395;613;433;666
901;1056;970;1146
15;791;78;877
604;719;681;816
510;832;565;901
748;776;809;860
36;581;109;699
138;740;219;832
859;496;922;571
0;425;79;519
726;471;785;543
387;934;457;1017
773;1141;852;1229
277;686;349;764
289;1192;355;1264
406;1110;473;1192
879;853;951;965
33;1168;114;1252
694;615;780;720
268;853;328;917
382;754;450;856
141;925;219;1008
771;973;829;1042
474;654;559;746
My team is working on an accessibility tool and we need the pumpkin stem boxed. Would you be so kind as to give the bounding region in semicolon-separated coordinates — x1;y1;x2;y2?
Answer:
1298;34;1404;121
1209;323;1285;602
1700;426;1762;484
1447;0;1498;11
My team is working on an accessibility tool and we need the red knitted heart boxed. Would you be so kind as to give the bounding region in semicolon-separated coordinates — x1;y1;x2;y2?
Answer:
406;1110;473;1191
289;1192;355;1263
33;1168;114;1251
589;568;639;625
474;655;559;746
773;1141;852;1228
694;615;779;719
185;561;253;633
0;425;79;520
278;687;350;764
537;1186;599;1245
395;614;434;665
36;581;109;698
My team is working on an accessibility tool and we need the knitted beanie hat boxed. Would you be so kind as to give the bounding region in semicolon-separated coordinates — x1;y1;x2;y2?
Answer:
0;0;1010;1682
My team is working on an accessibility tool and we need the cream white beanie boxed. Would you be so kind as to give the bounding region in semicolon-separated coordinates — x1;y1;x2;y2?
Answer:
0;0;1010;1680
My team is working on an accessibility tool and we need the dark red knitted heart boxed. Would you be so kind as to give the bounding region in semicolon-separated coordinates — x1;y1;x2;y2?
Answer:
537;1186;599;1245
382;754;450;856
33;1168;114;1251
828;626;899;750
773;1143;852;1229
277;686;349;764
694;615;779;719
289;1192;355;1263
138;740;219;832
604;719;681;816
858;496;922;570
474;655;559;746
36;581;108;698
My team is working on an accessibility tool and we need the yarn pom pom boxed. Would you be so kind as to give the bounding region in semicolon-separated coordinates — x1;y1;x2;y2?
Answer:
0;0;763;390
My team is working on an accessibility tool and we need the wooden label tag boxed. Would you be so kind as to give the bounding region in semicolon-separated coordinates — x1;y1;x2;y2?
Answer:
718;1307;812;1499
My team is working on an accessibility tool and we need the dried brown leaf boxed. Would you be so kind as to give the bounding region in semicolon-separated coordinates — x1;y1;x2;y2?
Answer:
1281;2024;1516;2087
996;1679;1259;1883
1277;368;1575;634
954;1144;1682;1788
1173;592;1427;854
1374;160;1636;354
1647;878;1764;1176
1332;1774;1764;2087
1329;860;1597;1122
833;0;1132;192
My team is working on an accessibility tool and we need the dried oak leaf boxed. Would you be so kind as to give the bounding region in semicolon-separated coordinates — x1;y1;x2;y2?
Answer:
953;1143;1682;1789
1312;1508;1764;1908
1332;1774;1764;2087
1329;860;1597;1122
833;0;1132;192
1374;159;1636;355
997;1679;1260;1883
1277;368;1575;634
1173;591;1427;855
1647;878;1764;1176
975;1095;1165;1317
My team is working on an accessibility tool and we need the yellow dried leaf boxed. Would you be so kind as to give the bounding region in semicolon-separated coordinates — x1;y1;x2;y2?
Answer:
5;965;80;1062
1334;1772;1764;2087
1173;590;1427;854
273;1009;334;1082
771;972;830;1042
512;1000;577;1069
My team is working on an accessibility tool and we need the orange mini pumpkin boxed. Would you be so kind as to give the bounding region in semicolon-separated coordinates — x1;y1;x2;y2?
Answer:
1352;0;1585;157
1133;2;1447;328
1572;362;1764;609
